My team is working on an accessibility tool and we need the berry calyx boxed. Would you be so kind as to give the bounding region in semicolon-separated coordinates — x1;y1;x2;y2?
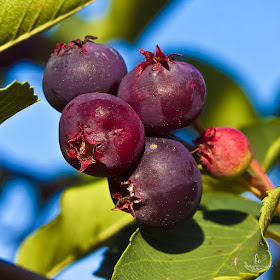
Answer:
195;127;252;178
43;35;127;112
117;45;206;133
138;45;182;75
59;92;145;177
109;137;202;229
65;127;104;173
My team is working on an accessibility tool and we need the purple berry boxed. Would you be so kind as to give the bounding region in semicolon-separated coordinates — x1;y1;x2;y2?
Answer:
109;137;202;229
195;127;252;178
59;92;145;177
117;45;206;132
43;36;127;112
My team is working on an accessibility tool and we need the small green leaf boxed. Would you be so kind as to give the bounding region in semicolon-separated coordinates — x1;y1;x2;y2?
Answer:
263;137;280;171
0;81;38;124
112;192;270;280
0;0;96;52
259;187;280;235
241;118;280;167
181;58;257;129
16;179;133;277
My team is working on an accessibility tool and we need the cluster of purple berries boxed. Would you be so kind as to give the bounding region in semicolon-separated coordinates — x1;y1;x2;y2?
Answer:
43;36;206;229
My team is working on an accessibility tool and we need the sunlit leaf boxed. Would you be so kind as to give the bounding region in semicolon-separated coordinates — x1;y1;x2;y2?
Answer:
180;58;257;129
112;192;271;280
16;179;133;277
0;0;96;52
263;137;280;172
241;118;280;167
53;0;170;43
0;81;38;124
202;174;245;194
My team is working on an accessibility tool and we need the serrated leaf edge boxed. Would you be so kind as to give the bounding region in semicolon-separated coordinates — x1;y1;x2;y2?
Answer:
259;186;280;235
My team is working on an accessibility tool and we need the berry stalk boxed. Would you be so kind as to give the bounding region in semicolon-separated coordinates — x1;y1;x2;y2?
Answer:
192;119;206;134
168;132;197;152
248;157;280;216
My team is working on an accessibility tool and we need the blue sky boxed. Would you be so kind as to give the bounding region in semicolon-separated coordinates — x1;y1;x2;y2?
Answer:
0;0;280;279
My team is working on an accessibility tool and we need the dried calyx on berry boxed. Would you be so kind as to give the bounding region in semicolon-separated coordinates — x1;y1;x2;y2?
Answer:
117;45;206;133
43;35;127;112
194;126;252;179
59;92;145;177
51;35;98;55
109;137;202;229
137;45;182;75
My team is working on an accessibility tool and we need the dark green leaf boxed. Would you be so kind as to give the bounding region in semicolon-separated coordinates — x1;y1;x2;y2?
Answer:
241;118;280;168
16;179;133;277
0;0;96;52
112;192;270;280
0;81;38;124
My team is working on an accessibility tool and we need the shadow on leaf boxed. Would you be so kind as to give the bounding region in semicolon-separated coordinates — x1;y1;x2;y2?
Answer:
94;223;138;280
200;207;248;225
140;218;204;254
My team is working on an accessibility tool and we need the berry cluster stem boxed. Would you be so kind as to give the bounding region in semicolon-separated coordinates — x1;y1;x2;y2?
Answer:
249;158;274;191
248;158;280;216
239;172;264;199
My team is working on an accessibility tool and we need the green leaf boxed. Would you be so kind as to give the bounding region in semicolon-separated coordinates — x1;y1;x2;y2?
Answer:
0;0;96;52
241;118;280;168
263;137;280;171
16;179;134;277
112;192;270;280
0;81;38;124
182;58;257;129
202;174;245;194
53;0;170;43
259;187;280;235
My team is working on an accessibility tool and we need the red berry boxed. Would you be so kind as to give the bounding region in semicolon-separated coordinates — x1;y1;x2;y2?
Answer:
43;36;127;112
117;45;206;132
195;127;252;178
109;137;202;229
59;92;145;177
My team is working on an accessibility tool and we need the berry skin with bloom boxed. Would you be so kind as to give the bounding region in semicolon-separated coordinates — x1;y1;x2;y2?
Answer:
117;45;206;133
108;137;202;229
195;127;252;178
59;92;145;177
43;36;127;112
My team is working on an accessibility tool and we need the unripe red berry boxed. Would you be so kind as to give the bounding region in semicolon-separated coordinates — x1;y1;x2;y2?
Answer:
195;127;251;178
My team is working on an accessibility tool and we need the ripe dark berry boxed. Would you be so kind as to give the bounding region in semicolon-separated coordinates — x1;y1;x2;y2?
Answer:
117;45;206;133
59;92;145;177
195;127;252;178
43;36;127;112
109;137;202;229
